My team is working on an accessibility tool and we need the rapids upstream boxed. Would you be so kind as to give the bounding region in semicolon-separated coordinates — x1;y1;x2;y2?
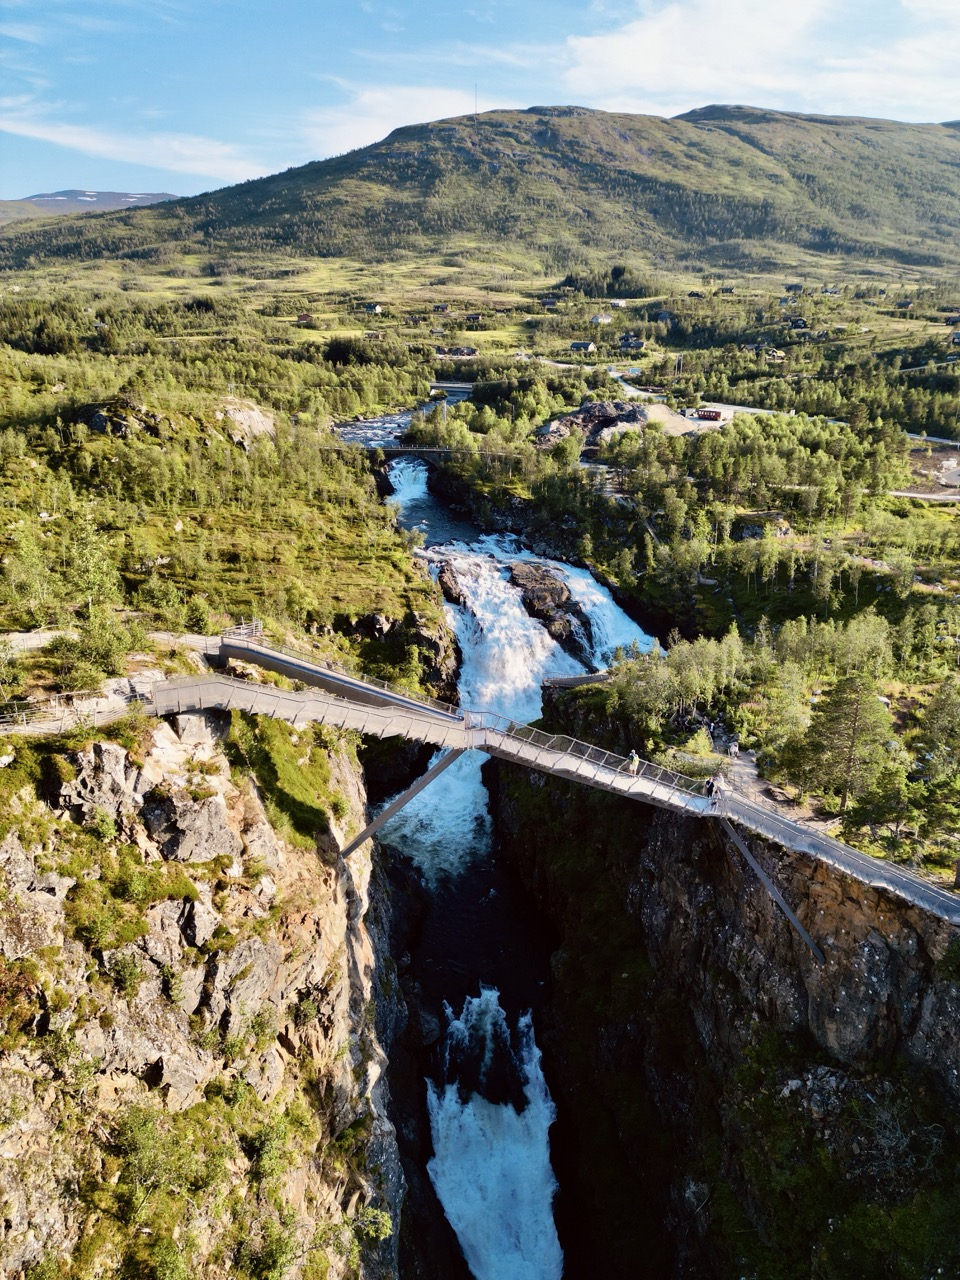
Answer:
380;457;654;1280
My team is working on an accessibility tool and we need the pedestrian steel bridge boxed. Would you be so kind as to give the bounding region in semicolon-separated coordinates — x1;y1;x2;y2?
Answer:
8;627;959;953
153;636;714;820
147;632;960;946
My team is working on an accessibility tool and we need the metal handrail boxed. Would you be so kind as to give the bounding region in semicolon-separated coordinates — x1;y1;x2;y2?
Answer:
717;792;960;920
542;671;611;689
0;691;148;734
218;628;708;796
221;630;463;718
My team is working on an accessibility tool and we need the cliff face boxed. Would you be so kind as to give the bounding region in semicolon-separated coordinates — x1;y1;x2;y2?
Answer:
490;747;960;1280
0;710;402;1280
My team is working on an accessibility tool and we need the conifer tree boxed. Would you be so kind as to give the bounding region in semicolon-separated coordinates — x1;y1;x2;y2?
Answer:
796;673;893;813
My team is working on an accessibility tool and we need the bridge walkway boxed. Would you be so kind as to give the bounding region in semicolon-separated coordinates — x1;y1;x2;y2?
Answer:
6;629;960;937
150;664;711;820
156;634;960;930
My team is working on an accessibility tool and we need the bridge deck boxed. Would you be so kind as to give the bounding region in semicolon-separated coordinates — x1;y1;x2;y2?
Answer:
7;629;959;929
150;670;709;818
158;636;960;926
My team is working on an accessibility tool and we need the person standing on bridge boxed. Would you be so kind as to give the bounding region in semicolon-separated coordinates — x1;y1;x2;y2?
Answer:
626;749;640;776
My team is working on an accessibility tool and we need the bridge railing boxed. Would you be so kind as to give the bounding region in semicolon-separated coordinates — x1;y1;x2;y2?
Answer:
0;692;148;735
720;792;960;920
542;672;611;689
220;631;464;720
219;628;706;796
464;709;709;797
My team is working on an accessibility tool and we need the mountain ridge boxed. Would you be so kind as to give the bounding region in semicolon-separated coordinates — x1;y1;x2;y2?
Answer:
23;190;177;211
4;104;960;277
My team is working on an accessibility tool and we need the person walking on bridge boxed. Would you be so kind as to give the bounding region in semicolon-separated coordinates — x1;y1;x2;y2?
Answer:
626;749;640;776
708;774;727;812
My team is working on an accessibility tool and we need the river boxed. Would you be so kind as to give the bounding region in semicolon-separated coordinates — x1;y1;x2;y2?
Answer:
378;455;654;1280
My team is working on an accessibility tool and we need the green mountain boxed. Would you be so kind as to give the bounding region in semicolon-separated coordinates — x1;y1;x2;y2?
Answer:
5;104;960;276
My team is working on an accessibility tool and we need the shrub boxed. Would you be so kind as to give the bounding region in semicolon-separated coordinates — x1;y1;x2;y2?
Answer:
292;996;319;1028
88;807;117;841
247;1115;289;1182
109;952;143;998
237;1213;298;1280
24;1256;68;1280
184;595;212;633
151;1239;191;1280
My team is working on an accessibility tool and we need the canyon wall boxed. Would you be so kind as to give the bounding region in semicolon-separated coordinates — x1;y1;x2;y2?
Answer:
490;743;960;1280
0;709;402;1280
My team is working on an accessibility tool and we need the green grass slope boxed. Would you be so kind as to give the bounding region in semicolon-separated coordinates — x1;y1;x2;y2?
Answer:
5;104;960;275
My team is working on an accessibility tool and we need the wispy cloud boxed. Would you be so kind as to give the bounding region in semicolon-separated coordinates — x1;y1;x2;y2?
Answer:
0;113;266;182
0;21;45;41
561;0;960;122
300;84;499;157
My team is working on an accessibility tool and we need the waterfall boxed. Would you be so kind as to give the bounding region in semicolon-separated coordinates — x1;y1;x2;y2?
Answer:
378;543;583;881
426;989;563;1280
381;458;654;1280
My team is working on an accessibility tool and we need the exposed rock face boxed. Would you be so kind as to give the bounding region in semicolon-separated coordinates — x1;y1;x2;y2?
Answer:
0;832;70;959
0;712;403;1280
507;561;595;667
59;740;144;823
143;788;245;863
80;392;169;439
337;608;459;706
533;399;647;451
215;395;276;449
436;560;468;607
490;717;960;1279
409;608;460;705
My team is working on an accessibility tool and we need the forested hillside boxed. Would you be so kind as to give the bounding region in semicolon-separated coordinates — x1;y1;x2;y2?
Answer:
6;106;960;276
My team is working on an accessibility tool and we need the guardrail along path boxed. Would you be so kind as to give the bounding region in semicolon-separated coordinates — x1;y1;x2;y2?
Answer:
9;626;960;939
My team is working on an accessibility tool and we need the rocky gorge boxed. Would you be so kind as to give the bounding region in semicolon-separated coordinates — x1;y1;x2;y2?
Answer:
0;705;402;1280
488;686;960;1279
2;469;960;1280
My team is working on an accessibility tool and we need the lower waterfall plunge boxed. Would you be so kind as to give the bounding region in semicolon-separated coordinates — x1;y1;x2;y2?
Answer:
382;459;653;1278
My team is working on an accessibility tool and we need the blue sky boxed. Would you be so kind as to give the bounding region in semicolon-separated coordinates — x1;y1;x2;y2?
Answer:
1;0;959;198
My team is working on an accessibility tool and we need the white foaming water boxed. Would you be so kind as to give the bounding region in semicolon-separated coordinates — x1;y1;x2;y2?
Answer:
383;458;653;1280
426;989;563;1280
553;560;654;665
381;459;654;878
385;456;428;506
378;546;583;879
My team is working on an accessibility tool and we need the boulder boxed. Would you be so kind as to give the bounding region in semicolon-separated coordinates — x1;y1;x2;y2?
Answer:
437;561;468;607
171;710;229;746
508;561;594;667
143;789;243;864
